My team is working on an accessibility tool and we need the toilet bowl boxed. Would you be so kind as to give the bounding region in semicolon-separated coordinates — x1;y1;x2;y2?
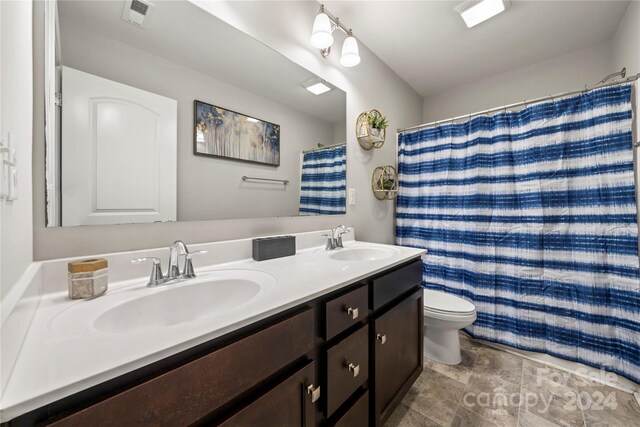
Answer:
423;289;476;365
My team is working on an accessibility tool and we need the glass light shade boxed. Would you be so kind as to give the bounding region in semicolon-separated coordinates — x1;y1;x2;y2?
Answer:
340;35;360;67
310;12;333;49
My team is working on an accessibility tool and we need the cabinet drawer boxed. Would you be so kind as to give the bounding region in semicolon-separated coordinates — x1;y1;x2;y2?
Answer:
220;361;317;427
371;259;422;310
324;285;368;340
330;391;369;427
326;324;369;416
47;308;315;427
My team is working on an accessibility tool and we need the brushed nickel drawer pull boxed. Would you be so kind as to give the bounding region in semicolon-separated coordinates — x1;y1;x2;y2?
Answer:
346;307;359;319
376;334;387;344
307;384;321;403
347;362;360;377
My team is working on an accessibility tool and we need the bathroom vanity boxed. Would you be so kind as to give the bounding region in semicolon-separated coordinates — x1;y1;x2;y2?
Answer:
1;235;425;426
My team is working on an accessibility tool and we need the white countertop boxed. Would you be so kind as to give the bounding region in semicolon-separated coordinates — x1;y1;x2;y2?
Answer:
0;239;424;422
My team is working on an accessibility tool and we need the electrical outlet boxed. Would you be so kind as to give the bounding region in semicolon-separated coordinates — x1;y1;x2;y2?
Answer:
348;188;356;205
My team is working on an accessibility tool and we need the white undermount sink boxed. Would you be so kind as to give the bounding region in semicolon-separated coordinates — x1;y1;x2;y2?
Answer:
50;270;276;335
329;246;399;262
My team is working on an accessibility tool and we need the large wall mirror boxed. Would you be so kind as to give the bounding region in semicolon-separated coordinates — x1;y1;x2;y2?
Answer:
44;0;347;227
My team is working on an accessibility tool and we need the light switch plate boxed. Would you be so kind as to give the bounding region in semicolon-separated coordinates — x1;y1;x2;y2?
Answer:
348;188;356;205
7;149;18;201
0;132;10;199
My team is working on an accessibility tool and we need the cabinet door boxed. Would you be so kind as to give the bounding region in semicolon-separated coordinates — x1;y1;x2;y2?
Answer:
220;361;318;427
373;288;423;425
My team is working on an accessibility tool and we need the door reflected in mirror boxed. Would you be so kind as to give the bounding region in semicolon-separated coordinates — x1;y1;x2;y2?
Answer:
44;0;347;227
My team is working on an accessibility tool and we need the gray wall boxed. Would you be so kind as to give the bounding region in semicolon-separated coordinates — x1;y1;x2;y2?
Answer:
59;20;338;221
422;40;615;123
32;0;423;260
1;1;33;298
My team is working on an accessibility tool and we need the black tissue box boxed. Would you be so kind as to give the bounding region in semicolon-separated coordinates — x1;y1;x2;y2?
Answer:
252;235;296;261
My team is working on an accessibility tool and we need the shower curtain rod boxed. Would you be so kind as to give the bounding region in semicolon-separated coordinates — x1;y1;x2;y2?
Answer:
397;68;640;134
302;142;346;154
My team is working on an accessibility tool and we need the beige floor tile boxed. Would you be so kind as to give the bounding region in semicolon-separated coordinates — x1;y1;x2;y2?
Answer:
461;372;521;427
451;406;499;427
410;338;637;427
520;384;585;427
474;346;524;387
522;359;577;395
580;384;640;427
423;348;478;384
518;408;563;427
385;403;442;427
459;333;483;354
403;370;466;426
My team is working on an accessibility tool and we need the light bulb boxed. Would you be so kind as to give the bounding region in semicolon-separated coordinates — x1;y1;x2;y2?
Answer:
340;34;360;67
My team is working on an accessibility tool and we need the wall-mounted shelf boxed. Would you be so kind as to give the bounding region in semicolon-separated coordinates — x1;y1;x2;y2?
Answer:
372;165;398;200
356;109;386;150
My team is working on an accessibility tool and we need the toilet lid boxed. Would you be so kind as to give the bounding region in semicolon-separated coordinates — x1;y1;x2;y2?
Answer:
423;290;476;314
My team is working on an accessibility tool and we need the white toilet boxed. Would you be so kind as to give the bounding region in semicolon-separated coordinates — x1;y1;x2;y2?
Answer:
423;289;477;365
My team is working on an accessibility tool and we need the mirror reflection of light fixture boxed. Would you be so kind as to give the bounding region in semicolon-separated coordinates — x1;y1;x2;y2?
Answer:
310;4;360;67
455;0;510;28
303;78;333;95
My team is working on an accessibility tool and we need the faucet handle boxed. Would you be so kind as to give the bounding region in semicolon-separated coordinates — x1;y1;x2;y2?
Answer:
334;226;350;248
182;250;208;278
322;232;336;251
130;256;161;265
130;257;164;287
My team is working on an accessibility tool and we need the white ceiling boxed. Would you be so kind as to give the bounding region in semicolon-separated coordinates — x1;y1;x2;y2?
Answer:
323;0;630;97
57;0;346;124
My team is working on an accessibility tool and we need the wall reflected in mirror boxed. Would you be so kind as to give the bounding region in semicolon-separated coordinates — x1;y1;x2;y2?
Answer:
45;0;347;227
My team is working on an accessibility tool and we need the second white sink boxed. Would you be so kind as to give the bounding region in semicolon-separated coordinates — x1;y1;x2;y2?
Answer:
329;247;399;262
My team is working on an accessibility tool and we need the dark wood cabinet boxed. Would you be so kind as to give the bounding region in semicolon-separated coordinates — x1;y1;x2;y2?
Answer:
219;361;317;427
16;257;423;427
46;308;315;427
373;288;423;425
330;390;369;427
371;259;422;311
326;324;369;416
324;284;368;340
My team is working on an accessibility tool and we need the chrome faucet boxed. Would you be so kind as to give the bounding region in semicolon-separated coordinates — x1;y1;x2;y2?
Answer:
323;226;350;251
131;240;207;287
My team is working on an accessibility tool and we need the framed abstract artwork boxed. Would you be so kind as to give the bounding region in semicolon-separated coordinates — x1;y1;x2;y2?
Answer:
194;100;280;166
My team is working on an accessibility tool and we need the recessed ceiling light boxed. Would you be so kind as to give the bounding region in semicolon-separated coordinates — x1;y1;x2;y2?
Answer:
455;0;509;28
246;117;259;123
303;79;333;95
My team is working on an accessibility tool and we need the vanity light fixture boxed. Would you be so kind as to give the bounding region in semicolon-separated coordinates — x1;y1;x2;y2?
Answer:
310;5;361;67
303;78;333;95
455;0;510;28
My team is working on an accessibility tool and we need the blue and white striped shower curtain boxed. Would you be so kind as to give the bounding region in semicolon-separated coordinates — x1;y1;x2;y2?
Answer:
397;84;640;383
299;144;346;215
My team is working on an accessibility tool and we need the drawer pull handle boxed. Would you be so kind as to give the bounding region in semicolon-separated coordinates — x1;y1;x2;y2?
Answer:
307;384;321;403
376;334;387;344
346;307;359;319
347;362;360;377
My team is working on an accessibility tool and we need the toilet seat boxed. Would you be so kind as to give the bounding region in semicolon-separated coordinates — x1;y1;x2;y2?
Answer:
423;289;476;316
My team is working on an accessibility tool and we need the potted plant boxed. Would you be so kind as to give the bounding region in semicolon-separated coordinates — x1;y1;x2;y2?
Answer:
367;112;389;139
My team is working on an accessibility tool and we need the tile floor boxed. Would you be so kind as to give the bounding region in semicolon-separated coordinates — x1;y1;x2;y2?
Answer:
386;334;640;427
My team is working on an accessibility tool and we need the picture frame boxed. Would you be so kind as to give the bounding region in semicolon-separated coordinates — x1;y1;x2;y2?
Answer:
193;100;280;166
